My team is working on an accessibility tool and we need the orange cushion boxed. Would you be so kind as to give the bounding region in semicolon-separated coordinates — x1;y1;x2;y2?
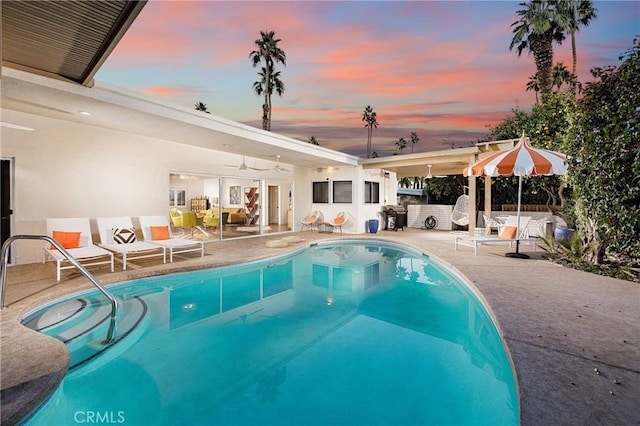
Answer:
333;216;345;225
51;230;81;249
150;225;170;240
499;226;517;240
306;215;316;223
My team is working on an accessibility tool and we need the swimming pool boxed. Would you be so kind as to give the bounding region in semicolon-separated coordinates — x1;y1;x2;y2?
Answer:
22;240;519;425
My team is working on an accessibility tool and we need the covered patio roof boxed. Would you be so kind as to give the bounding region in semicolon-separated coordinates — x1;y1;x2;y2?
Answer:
360;139;518;178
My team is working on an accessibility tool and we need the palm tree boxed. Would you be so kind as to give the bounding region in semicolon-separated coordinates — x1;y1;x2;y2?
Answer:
552;62;574;91
526;73;540;104
362;105;378;158
557;0;597;83
409;132;419;153
308;136;319;145
194;102;210;113
250;30;286;131
252;66;285;131
396;137;407;151
510;1;567;96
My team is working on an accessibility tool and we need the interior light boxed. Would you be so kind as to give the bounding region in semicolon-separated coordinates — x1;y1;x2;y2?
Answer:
79;111;92;116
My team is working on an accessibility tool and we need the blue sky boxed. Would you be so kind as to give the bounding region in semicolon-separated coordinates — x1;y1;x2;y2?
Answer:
97;0;640;157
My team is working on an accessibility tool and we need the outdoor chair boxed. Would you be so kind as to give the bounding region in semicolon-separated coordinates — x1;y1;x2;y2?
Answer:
454;215;536;255
44;217;114;281
96;216;166;270
329;212;349;234
138;215;205;262
483;214;503;236
450;195;469;227
300;211;323;232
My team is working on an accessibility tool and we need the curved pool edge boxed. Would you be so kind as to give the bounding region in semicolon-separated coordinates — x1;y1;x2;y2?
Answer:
398;241;523;425
0;233;344;425
1;233;521;425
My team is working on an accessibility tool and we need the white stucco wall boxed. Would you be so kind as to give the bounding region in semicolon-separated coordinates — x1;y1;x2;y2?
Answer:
2;109;395;264
1;110;298;264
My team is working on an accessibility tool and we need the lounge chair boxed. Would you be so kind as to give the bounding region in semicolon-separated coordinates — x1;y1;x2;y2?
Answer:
138;215;204;262
300;211;323;232
454;215;537;255
44;218;114;281
96;217;166;270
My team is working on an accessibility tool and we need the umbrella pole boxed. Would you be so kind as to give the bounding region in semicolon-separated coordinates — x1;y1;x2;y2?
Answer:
506;175;530;259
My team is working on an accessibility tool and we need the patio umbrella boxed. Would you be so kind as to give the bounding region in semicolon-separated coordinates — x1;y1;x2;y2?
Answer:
463;133;568;258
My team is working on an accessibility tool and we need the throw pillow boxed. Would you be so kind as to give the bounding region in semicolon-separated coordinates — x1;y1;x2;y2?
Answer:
51;230;82;249
113;227;137;244
150;225;170;240
499;226;517;240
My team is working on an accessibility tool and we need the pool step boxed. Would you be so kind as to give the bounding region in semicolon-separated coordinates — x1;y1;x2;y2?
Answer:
22;296;149;371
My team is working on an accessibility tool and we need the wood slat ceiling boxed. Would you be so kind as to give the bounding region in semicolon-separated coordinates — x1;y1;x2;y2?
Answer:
2;0;147;86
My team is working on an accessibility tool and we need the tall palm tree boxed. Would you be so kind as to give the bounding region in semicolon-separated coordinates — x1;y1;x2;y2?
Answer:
409;131;419;153
252;66;285;131
526;73;541;104
362;105;378;158
250;30;286;131
308;136;319;145
395;137;407;151
558;0;597;80
510;1;567;96
194;102;210;113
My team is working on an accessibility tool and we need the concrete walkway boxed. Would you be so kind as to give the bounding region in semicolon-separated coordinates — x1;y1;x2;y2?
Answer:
1;229;638;425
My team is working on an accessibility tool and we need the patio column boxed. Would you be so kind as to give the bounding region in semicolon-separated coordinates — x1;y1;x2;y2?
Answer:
484;176;492;216
468;175;477;236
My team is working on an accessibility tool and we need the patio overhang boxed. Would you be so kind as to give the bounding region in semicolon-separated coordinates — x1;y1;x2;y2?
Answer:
360;139;520;236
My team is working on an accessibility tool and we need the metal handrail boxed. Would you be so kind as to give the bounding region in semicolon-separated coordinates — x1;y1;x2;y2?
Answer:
1;235;118;343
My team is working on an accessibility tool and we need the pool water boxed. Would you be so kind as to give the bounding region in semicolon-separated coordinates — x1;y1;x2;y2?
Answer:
23;241;519;425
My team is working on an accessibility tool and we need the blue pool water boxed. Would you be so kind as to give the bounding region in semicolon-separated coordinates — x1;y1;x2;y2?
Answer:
23;241;519;425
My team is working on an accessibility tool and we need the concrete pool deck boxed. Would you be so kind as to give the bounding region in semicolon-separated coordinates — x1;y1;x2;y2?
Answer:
1;229;638;425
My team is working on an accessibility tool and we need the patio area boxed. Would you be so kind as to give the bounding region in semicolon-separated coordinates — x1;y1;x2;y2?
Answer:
1;229;638;425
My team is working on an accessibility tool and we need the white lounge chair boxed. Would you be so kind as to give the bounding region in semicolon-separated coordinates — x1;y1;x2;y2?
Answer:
483;214;503;236
96;217;166;270
44;218;114;281
138;215;204;262
454;215;537;255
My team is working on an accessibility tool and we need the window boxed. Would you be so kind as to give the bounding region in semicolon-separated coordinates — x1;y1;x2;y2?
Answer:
333;180;352;203
313;181;329;203
364;181;380;204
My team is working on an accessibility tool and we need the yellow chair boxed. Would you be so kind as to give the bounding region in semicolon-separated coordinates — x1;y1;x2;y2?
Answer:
203;209;220;231
169;208;184;235
169;208;183;226
181;211;199;238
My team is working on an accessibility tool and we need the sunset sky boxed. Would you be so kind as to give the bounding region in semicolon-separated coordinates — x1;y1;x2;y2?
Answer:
97;0;640;157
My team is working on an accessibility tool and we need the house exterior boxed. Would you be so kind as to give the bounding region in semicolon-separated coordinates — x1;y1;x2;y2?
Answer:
1;67;397;265
1;1;523;266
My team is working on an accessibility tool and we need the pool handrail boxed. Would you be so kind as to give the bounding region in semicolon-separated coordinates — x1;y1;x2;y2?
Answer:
1;235;119;344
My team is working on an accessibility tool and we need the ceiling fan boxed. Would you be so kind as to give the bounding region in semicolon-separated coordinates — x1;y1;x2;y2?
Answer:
272;155;290;172
225;156;269;171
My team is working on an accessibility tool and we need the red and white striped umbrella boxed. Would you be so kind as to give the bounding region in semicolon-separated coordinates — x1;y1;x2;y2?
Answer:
463;134;568;258
464;134;567;178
